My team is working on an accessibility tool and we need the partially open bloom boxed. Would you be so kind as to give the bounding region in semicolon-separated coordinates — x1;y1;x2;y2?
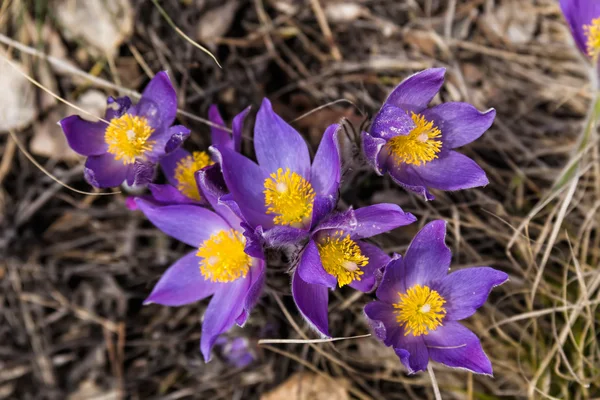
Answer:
137;164;264;361
559;0;600;59
212;98;341;247
149;105;250;205
293;204;416;336
60;72;190;188
361;68;494;200
364;220;508;374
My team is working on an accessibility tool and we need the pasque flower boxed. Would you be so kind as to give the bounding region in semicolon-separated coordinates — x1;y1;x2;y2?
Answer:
211;98;341;247
361;68;495;200
60;72;190;188
364;220;508;374
136;164;265;361
559;0;600;59
293;204;416;336
149;105;250;205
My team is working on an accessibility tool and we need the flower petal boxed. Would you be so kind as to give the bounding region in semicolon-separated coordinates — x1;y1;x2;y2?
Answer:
394;335;429;374
144;251;219;306
209;105;233;149
148;183;199;205
138;71;178;127
200;275;251;361
312;208;357;235
164;125;191;154
310;124;341;198
349;241;390;292
559;0;600;56
434;267;508;321
232;106;251;152
129;159;156;186
404;220;451;288
59;116;108;156
210;145;273;229
384;68;446;113
310;195;337;229
370;104;415;140
423;322;493;375
421;103;495;149
236;260;266;326
361;132;387;175
260;225;309;247
375;254;406;304
413;151;488;192
105;96;132;120
297;239;337;288
363;301;402;346
352;204;416;239
195;165;242;228
292;269;330;337
254;98;311;176
84;153;129;188
160;147;190;186
387;162;433;200
135;199;230;247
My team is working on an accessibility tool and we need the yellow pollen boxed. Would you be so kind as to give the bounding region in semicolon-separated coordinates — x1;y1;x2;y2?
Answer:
386;112;442;166
393;284;446;337
264;168;315;227
174;151;214;201
317;231;369;287
584;17;600;58
105;114;155;164
196;229;252;283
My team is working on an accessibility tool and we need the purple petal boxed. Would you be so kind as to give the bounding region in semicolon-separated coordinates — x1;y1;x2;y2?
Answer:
421;103;495;149
559;0;600;55
260;225;309;247
130;159;156;186
313;208;357;235
240;223;265;259
105;96;132;120
209;105;233;150
349;241;390;292
434;267;508;321
310;195;337;229
352;204;416;239
195;165;242;228
254;98;311;177
384;68;445;113
148;184;200;205
138;71;178;127
200;275;251;361
360;132;387;174
404;220;451;288
160;148;190;186
292;269;330;337
310;124;341;198
388;162;433;200
412;151;488;192
135;199;230;247
232;106;251;152
375;255;406;304
164;125;191;154
211;145;273;229
84;153;129;188
297;239;337;288
424;322;492;375
363;301;402;346
394;335;429;374
59;116;108;156
370;104;415;140
144;251;219;306
236;260;266;326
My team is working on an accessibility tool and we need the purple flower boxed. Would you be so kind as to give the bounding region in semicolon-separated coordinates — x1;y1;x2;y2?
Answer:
292;204;416;337
59;72;190;188
211;98;341;247
150;105;250;205
136;164;265;362
560;0;600;59
364;220;508;375
361;68;494;200
214;336;256;368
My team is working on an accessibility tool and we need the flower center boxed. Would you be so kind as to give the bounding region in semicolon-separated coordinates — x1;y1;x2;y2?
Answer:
386;112;442;166
393;284;446;336
584;17;600;58
174;151;214;201
196;229;252;283
105;114;155;164
317;231;369;287
264;168;315;227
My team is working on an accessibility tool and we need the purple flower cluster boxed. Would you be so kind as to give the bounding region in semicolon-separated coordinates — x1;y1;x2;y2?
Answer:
59;68;507;375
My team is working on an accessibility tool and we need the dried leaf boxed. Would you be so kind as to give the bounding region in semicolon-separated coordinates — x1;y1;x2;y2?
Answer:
0;57;37;132
260;373;349;400
196;1;239;43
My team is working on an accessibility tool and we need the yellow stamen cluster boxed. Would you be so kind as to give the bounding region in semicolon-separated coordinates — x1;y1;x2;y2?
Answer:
174;151;214;201
386;112;442;166
394;284;446;336
584;17;600;58
105;114;155;164
196;229;252;283
264;168;315;227
317;231;369;287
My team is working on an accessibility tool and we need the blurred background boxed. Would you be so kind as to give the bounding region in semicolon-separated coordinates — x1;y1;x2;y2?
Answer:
1;0;599;399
